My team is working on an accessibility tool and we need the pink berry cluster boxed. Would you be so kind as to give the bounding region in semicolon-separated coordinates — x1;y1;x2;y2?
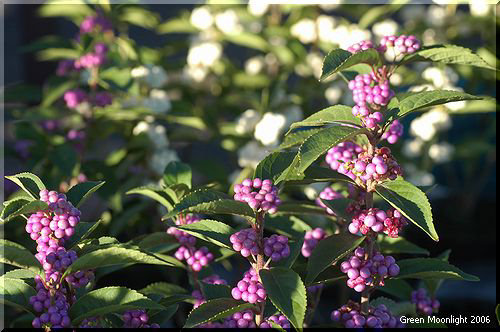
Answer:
382;119;404;144
122;309;160;328
331;301;405;328
167;214;201;246
325;141;363;181
347;40;375;54
192;274;229;308
221;310;257;328
63;89;113;109
315;187;344;215
340;247;400;292
30;277;72;328
233;178;281;214
380;35;421;55
301;228;326;258
79;14;113;35
74;43;108;70
263;234;290;262
348;208;407;238
411;288;440;316
260;315;291;329
231;268;267;304
230;228;259;258
174;246;214;272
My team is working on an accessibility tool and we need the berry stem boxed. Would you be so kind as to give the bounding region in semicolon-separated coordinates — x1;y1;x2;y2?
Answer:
255;211;265;325
360;191;374;314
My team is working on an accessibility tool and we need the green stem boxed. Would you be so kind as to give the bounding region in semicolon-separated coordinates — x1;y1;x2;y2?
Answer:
255;211;265;325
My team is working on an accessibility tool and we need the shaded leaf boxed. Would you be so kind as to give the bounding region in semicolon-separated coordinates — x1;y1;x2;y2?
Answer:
184;298;256;328
66;181;105;208
286;105;362;134
163;161;192;189
0;239;43;275
377;236;430;255
396;258;479;281
0;278;37;314
321;48;382;81
5;172;45;199
169;219;235;249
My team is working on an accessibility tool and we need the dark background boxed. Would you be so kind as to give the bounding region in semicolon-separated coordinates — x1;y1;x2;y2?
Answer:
2;3;497;328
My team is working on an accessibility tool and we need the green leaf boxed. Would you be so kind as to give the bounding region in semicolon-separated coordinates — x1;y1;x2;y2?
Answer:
296;126;367;175
62;247;184;279
276;236;305;269
276;202;328;216
50;143;77;176
264;215;312;238
67;220;103;250
423;249;451;297
321;48;382;81
0;240;43;275
358;1;408;28
376;178;438;242
370;297;416;316
5;172;45;199
377;235;430;255
183;298;257;328
319;198;354;221
280;129;322;149
396;258;479;281
140;282;188;297
120;7;160;29
401;44;497;71
159;294;195;307
397;90;483;118
73;237;121;255
126;185;175;210
286;105;362;134
306;234;365;284
1;200;48;223
38;2;94;18
70;286;166;325
66;181;105;208
36;48;80;61
200;282;232;300
163;189;254;220
157;17;198;34
41;79;78;107
224;32;268;51
0;278;37;314
284;166;355;185
132;232;179;253
163;161;192;189
260;267;307;330
378;278;414;300
254;151;297;183
169;219;235;249
1;268;37;282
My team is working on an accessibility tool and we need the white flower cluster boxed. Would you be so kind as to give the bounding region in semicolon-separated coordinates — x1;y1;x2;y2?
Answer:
121;89;172;114
131;64;168;88
133;119;179;175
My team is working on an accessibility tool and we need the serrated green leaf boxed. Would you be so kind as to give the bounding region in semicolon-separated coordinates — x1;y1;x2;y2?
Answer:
284;166;355;185
140;282;188;297
296;126;367;175
169;219;235;249
126;186;175;210
5;172;45;199
1;200;48;223
67;220;103;250
286;105;362;134
306;234;365;284
159;294;195;307
397;258;479;281
280;129;322;149
254;151;297;183
162;189;255;220
260;267;307;331
319;198;353;221
183;298;257;328
1;268;37;282
0;277;37;314
0;240;43;275
377;235;430;255
423;249;451;297
321;48;382;81
401;44;497;71
132;232;179;253
199;282;232;300
62;247;184;279
378;278;414;300
66;181;105;208
376;178;438;241
70;286;166;325
74;236;121;255
397;90;483;118
164;161;192;189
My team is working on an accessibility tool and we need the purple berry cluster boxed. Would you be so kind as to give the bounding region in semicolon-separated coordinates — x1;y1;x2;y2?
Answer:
348;208;407;238
175;246;214;272
347;40;375;54
301;228;326;258
411;288;440;316
380;35;421;55
263;234;290;262
230;228;259;258
340;247;400;292
260;315;291;329
79;14;113;35
30;277;72;328
192;290;205;309
231;268;267;304
222;310;257;328
192;275;228;309
331;301;405;328
74;43;108;70
382;119;404;144
325;141;363;180
315;187;344;215
167;213;201;246
64;89;87;109
122;309;160;328
233;178;282;214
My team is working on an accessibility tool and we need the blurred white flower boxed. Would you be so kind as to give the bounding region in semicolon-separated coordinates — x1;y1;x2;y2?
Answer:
402;138;424;158
184;66;209;83
215;9;242;35
187;41;222;68
131;64;168;88
248;0;269;16
245;56;265;75
235;109;261;135
190;6;213;30
422;28;438;44
254;112;287;146
429;142;454;163
330;24;371;49
409;108;451;141
400;5;426;22
325;85;343;104
426;5;447;27
406;169;435;187
148;124;169;149
143;89;171;114
319;3;341;11
316;15;336;43
422;67;458;88
372;19;398;38
389;73;403;86
469;0;491;17
291;18;317;44
238;141;270;169
306;52;324;79
151;149;179;175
